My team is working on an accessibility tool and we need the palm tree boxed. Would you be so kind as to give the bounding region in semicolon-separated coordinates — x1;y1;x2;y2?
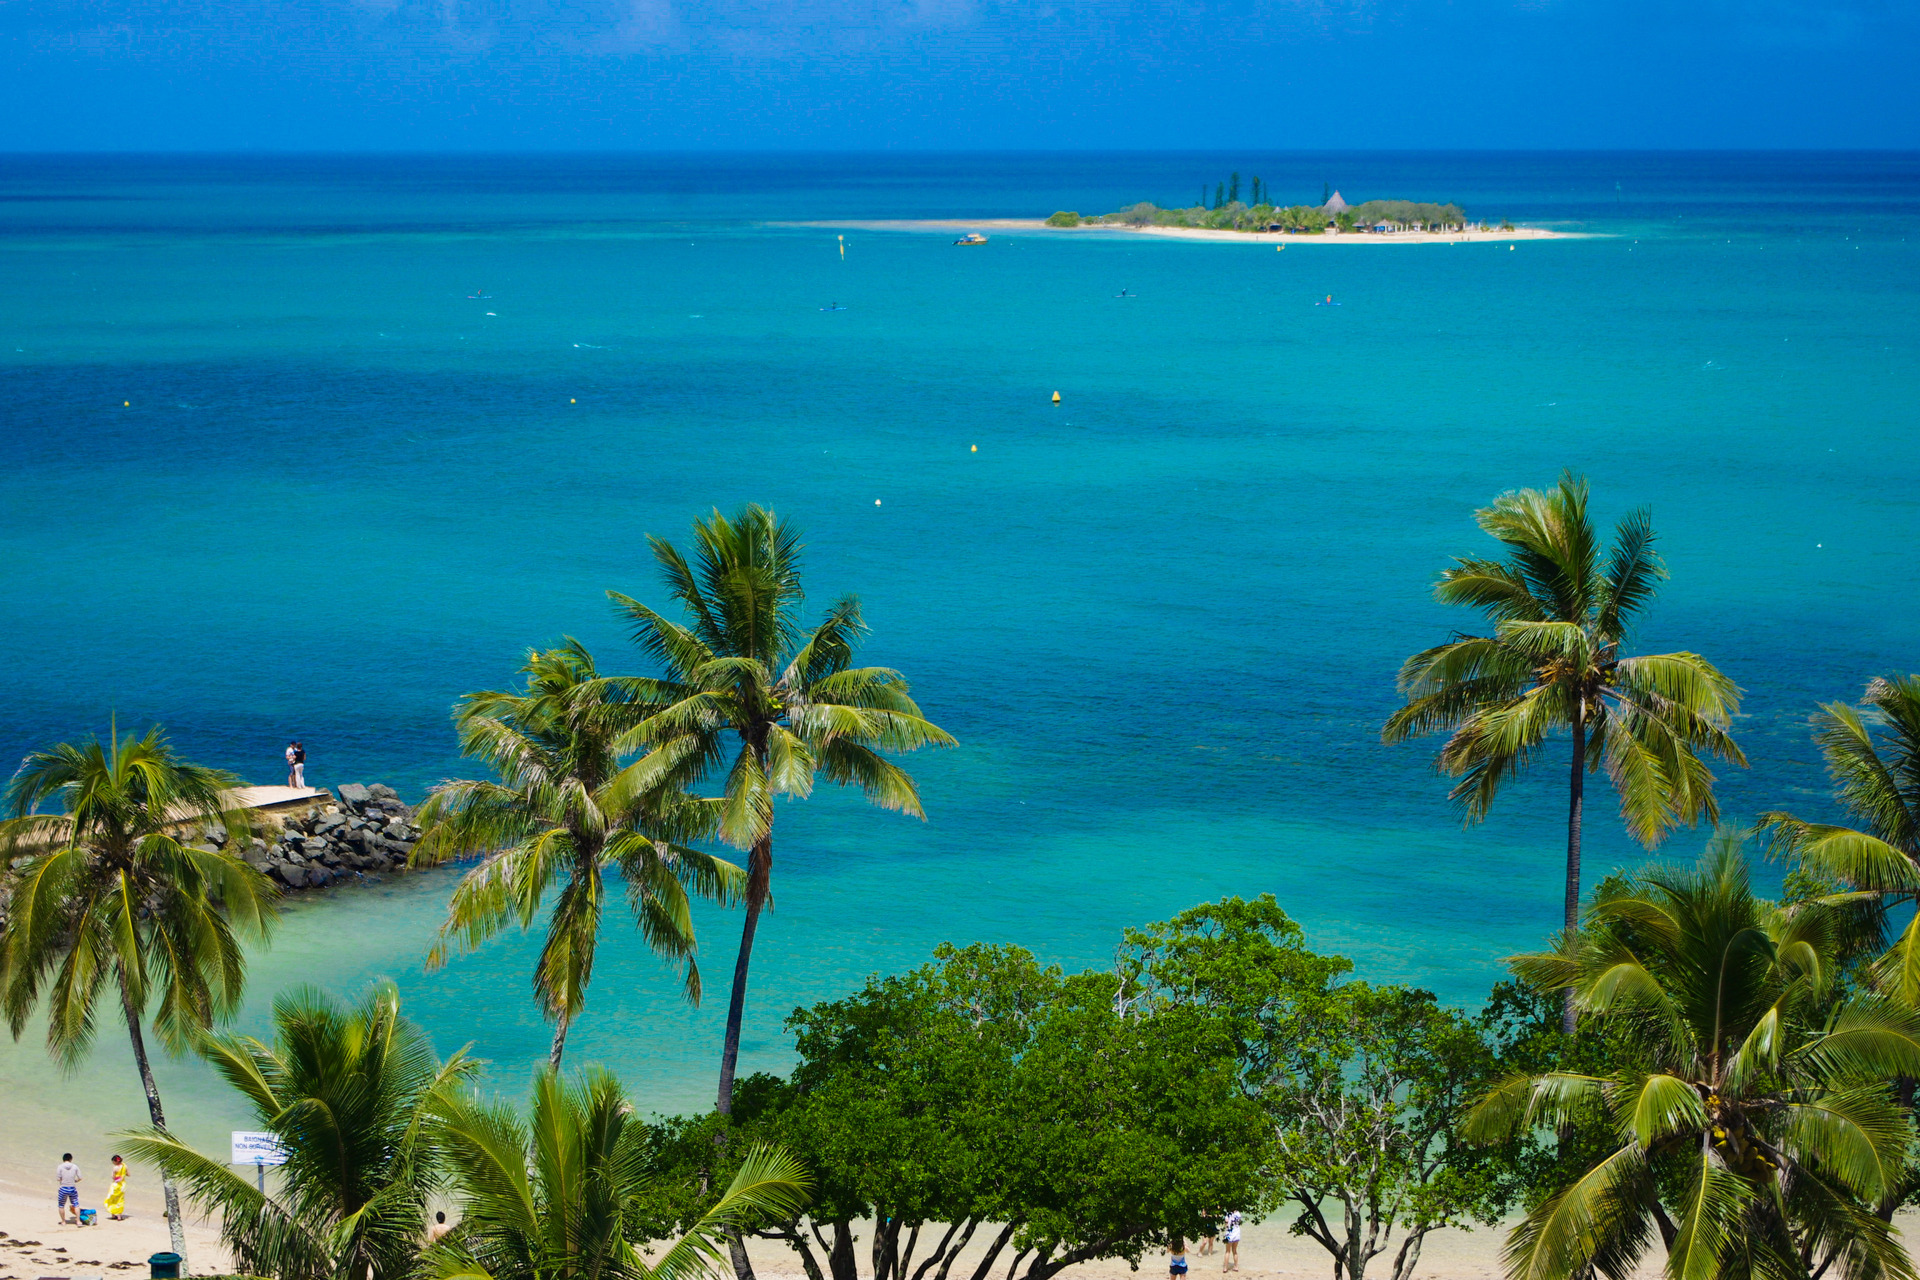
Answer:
423;1066;810;1280
0;725;276;1266
607;504;955;1115
412;639;744;1068
1463;838;1920;1280
124;982;475;1280
1759;674;1920;1000
1382;472;1745;1031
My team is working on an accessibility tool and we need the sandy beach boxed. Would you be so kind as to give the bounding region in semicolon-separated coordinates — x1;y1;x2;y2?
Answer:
777;219;1576;244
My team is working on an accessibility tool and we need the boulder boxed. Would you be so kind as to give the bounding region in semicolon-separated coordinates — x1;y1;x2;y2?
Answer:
337;783;372;809
368;784;398;801
271;863;305;888
314;812;346;834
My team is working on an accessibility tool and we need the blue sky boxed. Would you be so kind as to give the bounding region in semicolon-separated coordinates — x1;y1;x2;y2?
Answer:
0;0;1915;150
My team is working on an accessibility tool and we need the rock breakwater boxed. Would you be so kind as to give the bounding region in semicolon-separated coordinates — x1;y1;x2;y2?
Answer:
214;782;424;892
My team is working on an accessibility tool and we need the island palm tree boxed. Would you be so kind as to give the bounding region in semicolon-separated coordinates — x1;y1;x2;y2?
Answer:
607;505;955;1115
1382;473;1745;1031
0;725;276;1267
1759;674;1920;1000
1463;839;1920;1280
423;1066;811;1280
124;982;476;1280
412;639;744;1068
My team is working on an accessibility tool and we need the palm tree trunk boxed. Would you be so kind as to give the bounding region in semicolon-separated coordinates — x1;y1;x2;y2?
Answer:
1563;705;1586;1036
548;1014;570;1069
121;983;189;1270
716;833;772;1115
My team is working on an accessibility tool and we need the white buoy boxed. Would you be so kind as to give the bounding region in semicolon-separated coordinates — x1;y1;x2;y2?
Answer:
875;499;882;506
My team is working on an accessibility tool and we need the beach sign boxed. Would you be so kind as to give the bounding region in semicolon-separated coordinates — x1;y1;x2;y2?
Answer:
231;1131;290;1167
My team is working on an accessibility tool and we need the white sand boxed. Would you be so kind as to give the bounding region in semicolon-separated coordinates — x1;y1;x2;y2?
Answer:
776;219;1576;245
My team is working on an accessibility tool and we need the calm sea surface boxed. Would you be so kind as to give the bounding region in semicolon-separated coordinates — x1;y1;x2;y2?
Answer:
1;152;1917;1158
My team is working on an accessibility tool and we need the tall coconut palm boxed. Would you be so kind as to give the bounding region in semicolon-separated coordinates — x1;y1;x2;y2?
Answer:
0;725;275;1267
1759;674;1920;1000
1463;838;1920;1280
124;982;476;1280
607;505;955;1115
423;1066;811;1280
1383;472;1745;1031
412;639;744;1068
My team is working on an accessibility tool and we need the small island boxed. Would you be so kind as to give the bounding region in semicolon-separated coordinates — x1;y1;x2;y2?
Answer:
1038;175;1564;243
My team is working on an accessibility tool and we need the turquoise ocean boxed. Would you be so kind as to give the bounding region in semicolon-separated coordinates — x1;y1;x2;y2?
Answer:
1;152;1917;1159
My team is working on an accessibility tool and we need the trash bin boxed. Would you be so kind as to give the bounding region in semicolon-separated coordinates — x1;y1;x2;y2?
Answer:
149;1251;182;1279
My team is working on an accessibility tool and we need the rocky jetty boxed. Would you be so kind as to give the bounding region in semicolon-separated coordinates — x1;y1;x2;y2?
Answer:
210;782;425;893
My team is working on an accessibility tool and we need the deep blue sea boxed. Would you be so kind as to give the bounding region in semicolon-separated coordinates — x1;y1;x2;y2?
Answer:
2;152;1918;1157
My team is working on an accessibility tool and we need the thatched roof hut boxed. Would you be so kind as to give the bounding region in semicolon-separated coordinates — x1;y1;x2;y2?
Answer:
1322;190;1350;213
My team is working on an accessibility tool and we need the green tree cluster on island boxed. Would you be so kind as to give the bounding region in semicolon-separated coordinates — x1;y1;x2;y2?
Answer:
9;484;1920;1280
1046;196;1469;234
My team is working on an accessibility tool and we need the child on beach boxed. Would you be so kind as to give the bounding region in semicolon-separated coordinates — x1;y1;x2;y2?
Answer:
1169;1238;1189;1280
55;1153;81;1225
105;1155;129;1220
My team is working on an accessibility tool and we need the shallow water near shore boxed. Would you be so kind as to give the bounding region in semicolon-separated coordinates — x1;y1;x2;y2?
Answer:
2;152;1919;1161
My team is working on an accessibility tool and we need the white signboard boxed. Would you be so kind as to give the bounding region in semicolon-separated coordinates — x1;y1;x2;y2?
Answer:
230;1131;290;1166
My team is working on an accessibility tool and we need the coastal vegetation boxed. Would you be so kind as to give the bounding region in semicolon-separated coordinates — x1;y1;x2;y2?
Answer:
8;487;1920;1280
605;504;955;1117
1759;675;1920;1000
1384;473;1745;1032
1047;198;1469;234
410;639;743;1067
426;1068;811;1280
124;982;475;1280
0;727;277;1268
1467;838;1920;1280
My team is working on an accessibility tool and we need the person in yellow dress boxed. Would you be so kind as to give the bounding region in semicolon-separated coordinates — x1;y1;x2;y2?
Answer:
104;1155;128;1220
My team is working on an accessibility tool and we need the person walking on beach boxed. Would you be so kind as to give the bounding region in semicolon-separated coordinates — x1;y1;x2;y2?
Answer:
1169;1238;1189;1280
104;1155;129;1220
55;1153;82;1225
1221;1211;1242;1272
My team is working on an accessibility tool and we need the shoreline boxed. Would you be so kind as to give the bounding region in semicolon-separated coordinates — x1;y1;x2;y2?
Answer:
775;218;1580;244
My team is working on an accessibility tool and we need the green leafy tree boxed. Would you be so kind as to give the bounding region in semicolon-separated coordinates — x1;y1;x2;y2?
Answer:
768;943;1061;1280
643;939;1266;1280
1759;675;1920;999
413;640;743;1067
607;505;954;1114
426;1066;810;1280
124;982;475;1280
1383;473;1745;1031
1464;837;1920;1280
1119;896;1518;1280
0;725;276;1265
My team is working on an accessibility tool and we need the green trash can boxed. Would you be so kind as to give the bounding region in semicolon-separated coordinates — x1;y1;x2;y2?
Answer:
149;1251;182;1279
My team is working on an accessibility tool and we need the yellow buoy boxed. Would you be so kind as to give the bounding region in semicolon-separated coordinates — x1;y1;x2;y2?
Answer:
1276;245;1284;252
570;398;576;403
1051;391;1061;404
970;445;977;452
1510;245;1515;251
123;401;130;406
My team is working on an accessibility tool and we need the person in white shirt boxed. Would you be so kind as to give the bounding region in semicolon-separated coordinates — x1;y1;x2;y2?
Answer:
55;1153;82;1225
1221;1211;1242;1272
